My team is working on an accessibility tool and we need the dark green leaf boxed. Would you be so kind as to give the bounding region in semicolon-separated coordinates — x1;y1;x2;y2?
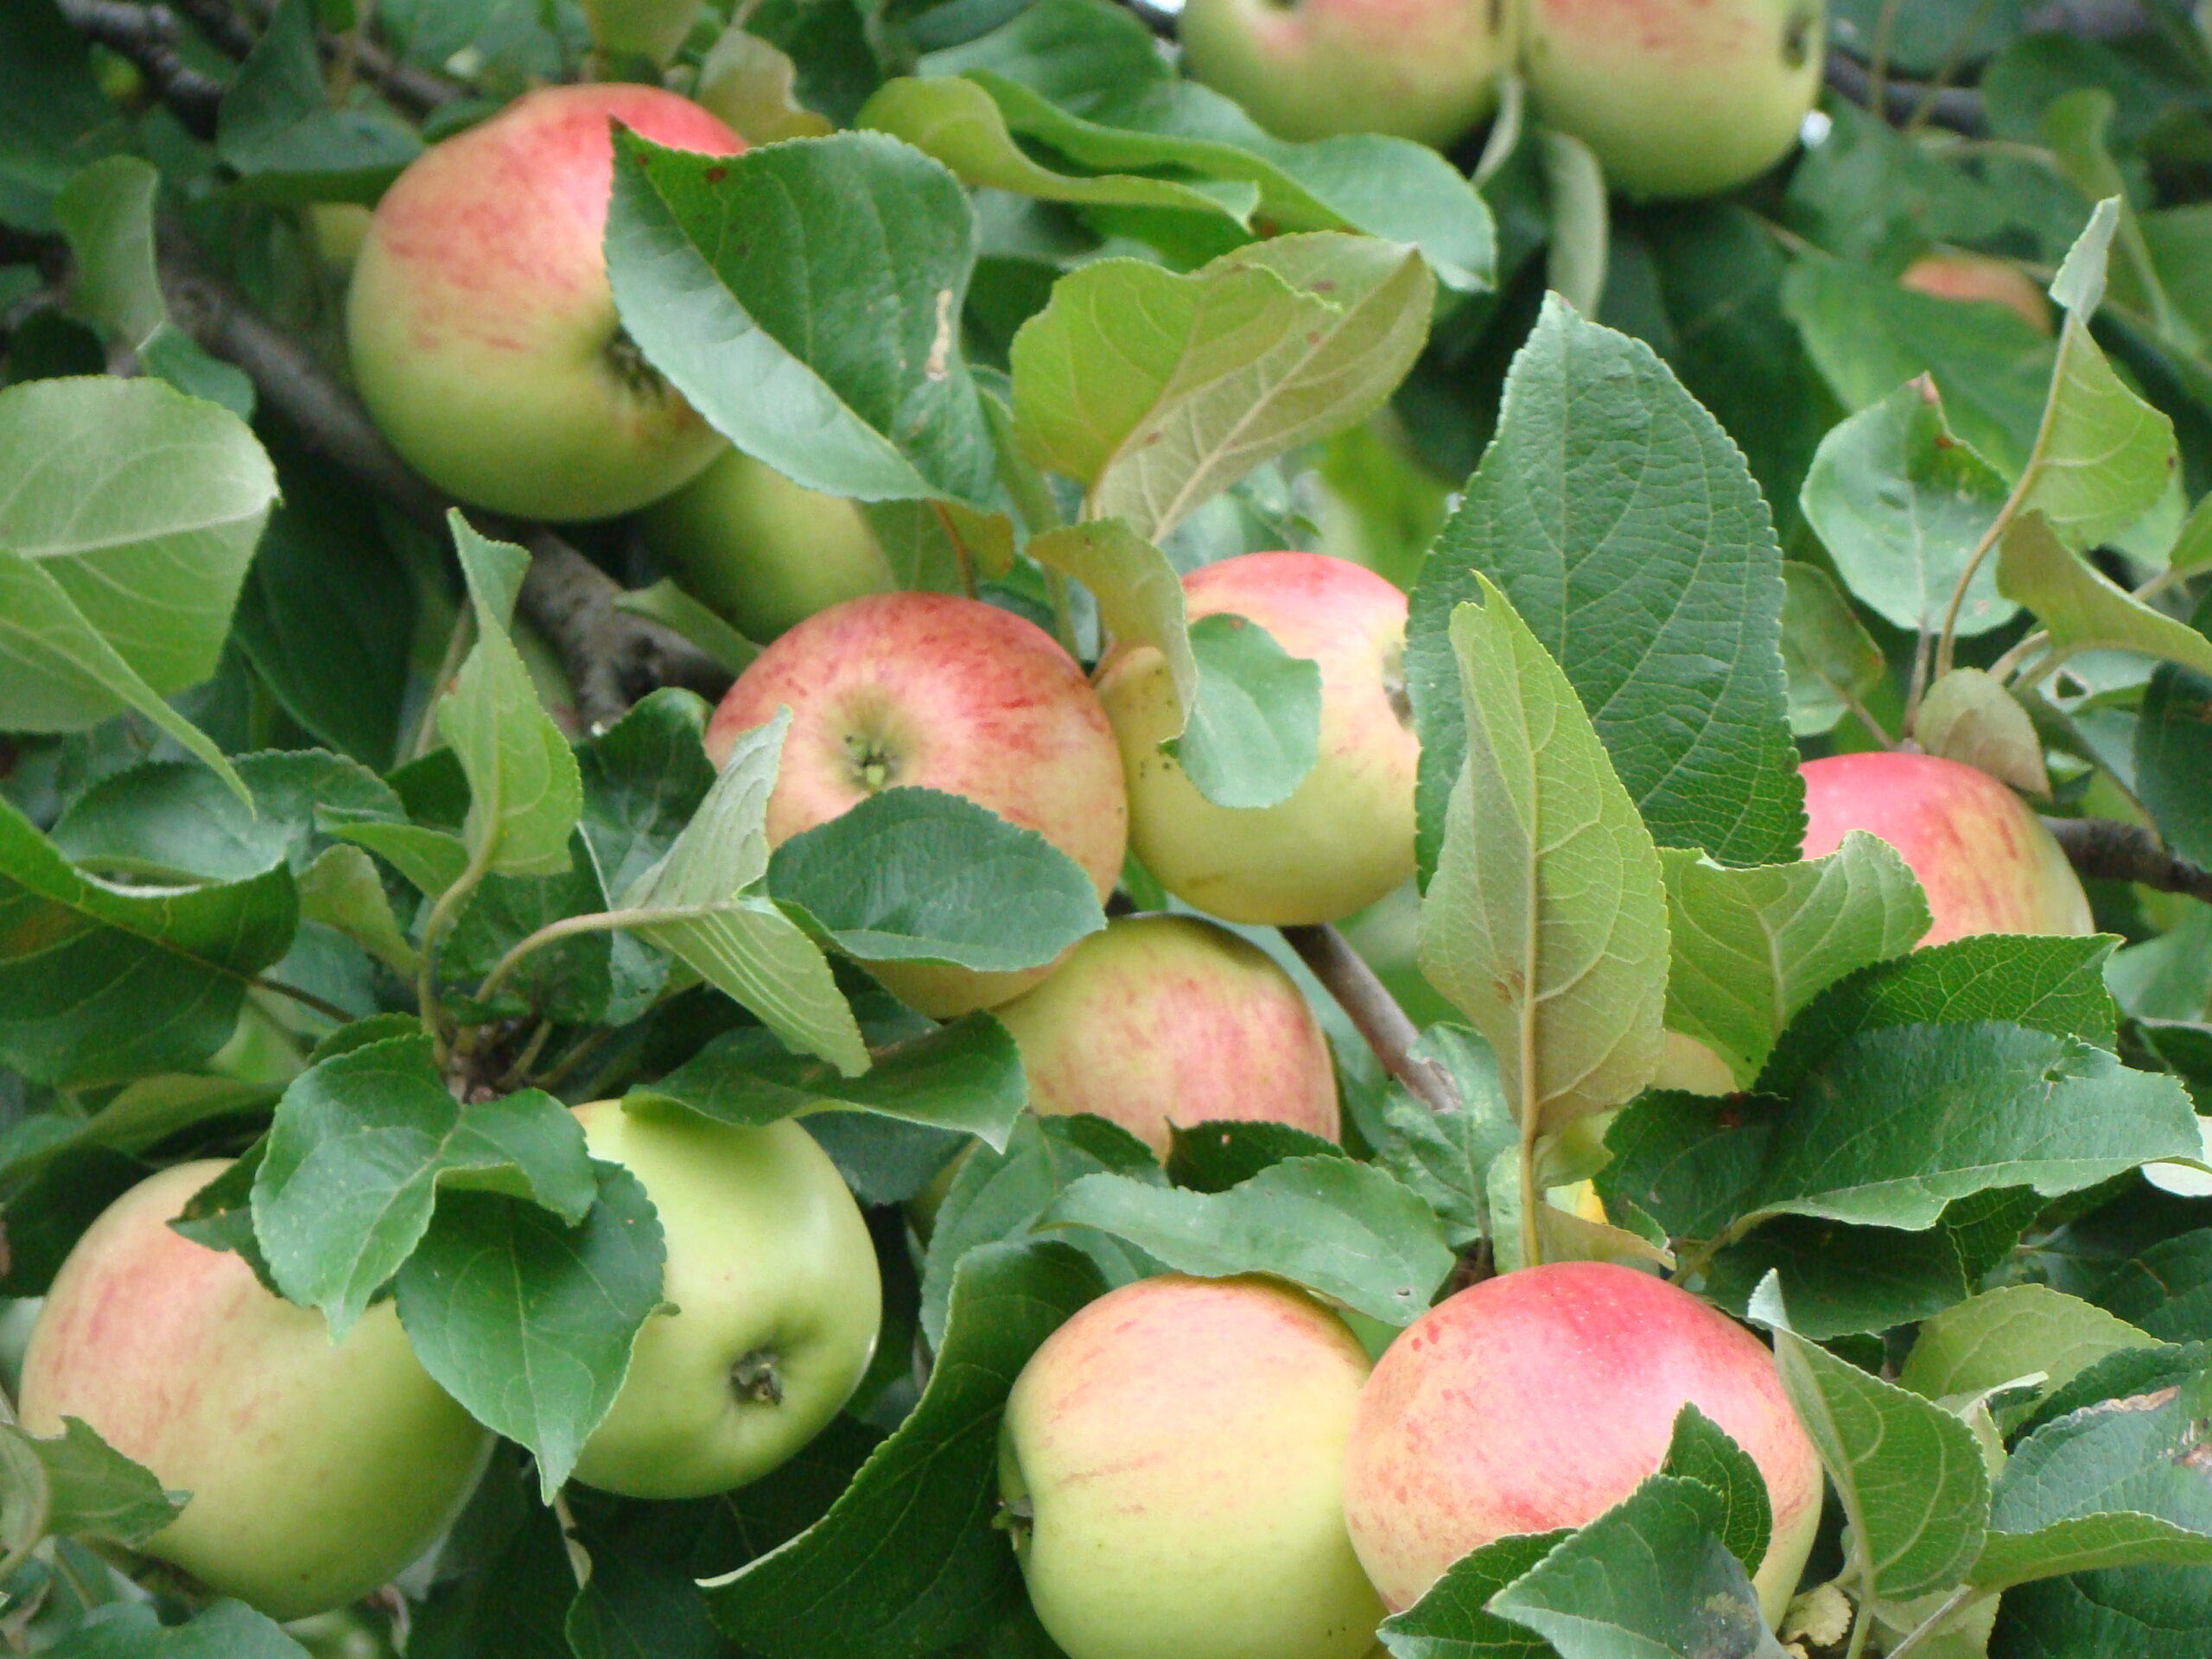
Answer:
1164;1118;1343;1193
1376;1528;1567;1658
216;0;423;201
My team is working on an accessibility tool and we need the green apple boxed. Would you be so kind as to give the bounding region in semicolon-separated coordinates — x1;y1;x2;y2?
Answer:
1096;551;1418;926
580;0;702;63
569;1102;881;1499
1001;1274;1383;1659
19;1161;492;1621
1802;753;2092;944
1344;1262;1823;1627
994;914;1338;1156
1178;0;1513;148
1523;0;1824;199
640;450;894;640
346;84;741;521
707;592;1128;1017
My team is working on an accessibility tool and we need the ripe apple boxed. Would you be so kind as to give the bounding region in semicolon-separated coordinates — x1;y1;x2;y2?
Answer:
581;0;701;63
1177;0;1513;149
1801;753;2092;945
1001;1274;1383;1659
640;449;894;640
569;1102;880;1499
706;591;1128;1016
1898;253;2054;335
346;84;741;522
1522;0;1825;200
993;913;1339;1156
1343;1261;1822;1627
18;1161;492;1621
1096;551;1418;927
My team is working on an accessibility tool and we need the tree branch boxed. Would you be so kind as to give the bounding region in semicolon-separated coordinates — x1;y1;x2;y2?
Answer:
235;0;466;113
2044;817;2212;906
156;226;731;728
1825;49;1984;134
169;0;257;59
1281;924;1460;1117
56;0;226;139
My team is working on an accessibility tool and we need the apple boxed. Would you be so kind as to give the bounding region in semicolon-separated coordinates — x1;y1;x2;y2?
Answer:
705;591;1128;1016
581;0;702;64
1522;0;1825;200
569;1102;881;1499
346;84;741;522
1801;753;2093;945
1899;253;2054;335
994;913;1338;1156
1343;1261;1823;1627
1177;0;1513;149
1001;1274;1383;1659
1096;551;1418;927
640;450;894;640
18;1160;492;1621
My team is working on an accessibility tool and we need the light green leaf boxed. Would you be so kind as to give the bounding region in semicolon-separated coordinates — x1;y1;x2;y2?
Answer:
1040;1155;1455;1327
1999;512;2212;678
296;845;419;976
437;518;582;880
1662;833;1931;1088
1901;1285;2158;1411
1011;233;1433;539
1753;1279;1991;1600
1417;580;1669;1142
0;1415;181;1572
1780;562;1886;737
332;821;470;899
611;580;760;677
694;22;835;143
1911;668;2050;795
1538;130;1607;319
1799;377;2016;637
859;76;1255;226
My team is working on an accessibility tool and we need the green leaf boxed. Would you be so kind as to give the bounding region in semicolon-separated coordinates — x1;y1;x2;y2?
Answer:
1040;1154;1455;1327
1902;1285;2159;1413
1911;668;2050;796
1753;1280;1992;1600
704;1240;1106;1659
1486;1474;1787;1659
1661;1405;1774;1580
1365;1027;1516;1250
694;22;836;143
2024;199;2179;553
1418;580;1669;1143
215;0;422;202
1779;562;1886;737
47;1600;313;1658
1164;1118;1344;1193
0;798;297;1087
51;158;252;416
48;751;404;883
1757;932;2119;1096
1010;232;1432;540
1783;251;2055;476
858;75;1255;226
1799;377;2017;637
1974;1376;2212;1589
0;0;129;235
2136;595;2212;868
1023;516;1315;809
628;1014;1026;1149
766;787;1104;972
919;1112;1159;1348
615;710;866;1076
605;129;996;505
252;1035;597;1338
919;0;1493;291
1617;1022;2198;1243
610;581;760;678
2090;1229;2212;1343
0;1415;182;1568
1376;1529;1568;1658
333;820;471;899
1999;512;2212;679
1408;298;1803;877
396;1161;667;1498
1662;833;1930;1088
439;518;584;880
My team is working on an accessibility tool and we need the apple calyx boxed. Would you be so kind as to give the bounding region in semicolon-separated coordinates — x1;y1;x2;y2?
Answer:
995;1494;1035;1548
601;323;677;404
1781;1;1819;68
731;1349;785;1406
841;729;905;792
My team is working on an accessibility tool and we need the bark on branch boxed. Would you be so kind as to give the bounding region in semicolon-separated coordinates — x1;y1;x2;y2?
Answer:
1823;51;1986;134
156;227;731;728
2044;817;2212;906
1281;924;1461;1117
56;0;226;139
